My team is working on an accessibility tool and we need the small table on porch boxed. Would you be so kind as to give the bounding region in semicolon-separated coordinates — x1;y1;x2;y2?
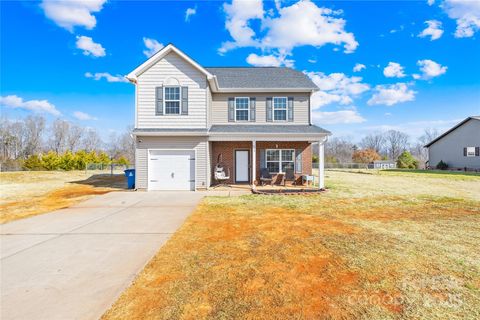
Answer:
302;174;315;186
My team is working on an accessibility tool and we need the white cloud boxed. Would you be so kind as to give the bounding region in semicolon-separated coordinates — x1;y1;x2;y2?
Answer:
368;83;416;106
383;62;406;78
246;53;294;67
442;0;480;38
220;0;358;54
306;71;370;108
427;0;435;6
40;0;106;32
75;36;106;57
0;95;61;116
308;58;317;63
143;37;164;57
85;72;128;83
418;20;444;40
220;0;264;53
185;7;197;22
353;63;366;72
73;111;98;121
312;108;366;124
413;59;447;80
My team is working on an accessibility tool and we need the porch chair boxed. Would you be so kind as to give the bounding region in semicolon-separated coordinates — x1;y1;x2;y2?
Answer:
213;164;230;188
282;168;296;186
259;168;273;186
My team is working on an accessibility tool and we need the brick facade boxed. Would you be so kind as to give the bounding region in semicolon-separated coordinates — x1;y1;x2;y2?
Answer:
211;141;312;185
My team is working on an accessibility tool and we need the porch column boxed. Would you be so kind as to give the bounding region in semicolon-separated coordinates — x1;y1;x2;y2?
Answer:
252;140;256;186
318;140;325;189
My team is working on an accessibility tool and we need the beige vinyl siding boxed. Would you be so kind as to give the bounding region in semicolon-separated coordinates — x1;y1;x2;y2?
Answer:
206;85;213;128
211;92;310;125
136;51;207;129
135;136;209;190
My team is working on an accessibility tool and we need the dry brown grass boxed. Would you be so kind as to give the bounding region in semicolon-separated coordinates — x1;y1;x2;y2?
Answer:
103;170;480;319
0;171;125;224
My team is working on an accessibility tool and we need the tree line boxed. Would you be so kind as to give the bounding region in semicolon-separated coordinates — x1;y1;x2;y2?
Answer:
322;129;440;168
0;115;134;171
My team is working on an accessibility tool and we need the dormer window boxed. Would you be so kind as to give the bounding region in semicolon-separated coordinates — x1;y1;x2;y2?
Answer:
273;97;287;121
235;97;249;121
164;86;181;114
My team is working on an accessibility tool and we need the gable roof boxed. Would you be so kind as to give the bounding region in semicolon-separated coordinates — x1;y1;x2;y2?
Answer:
205;67;319;91
424;116;480;148
126;44;318;92
126;44;214;82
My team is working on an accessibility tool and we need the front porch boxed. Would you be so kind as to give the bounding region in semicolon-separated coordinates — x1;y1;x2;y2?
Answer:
209;139;325;189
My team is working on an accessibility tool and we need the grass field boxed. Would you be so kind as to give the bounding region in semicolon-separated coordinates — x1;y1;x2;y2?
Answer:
103;170;480;319
0;171;126;224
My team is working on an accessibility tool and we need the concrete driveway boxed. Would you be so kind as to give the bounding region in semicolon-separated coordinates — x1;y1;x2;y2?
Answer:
0;191;205;320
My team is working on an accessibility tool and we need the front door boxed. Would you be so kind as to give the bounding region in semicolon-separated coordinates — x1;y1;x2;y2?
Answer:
235;150;249;183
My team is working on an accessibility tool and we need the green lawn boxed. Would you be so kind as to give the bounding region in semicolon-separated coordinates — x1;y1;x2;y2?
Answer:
103;170;480;320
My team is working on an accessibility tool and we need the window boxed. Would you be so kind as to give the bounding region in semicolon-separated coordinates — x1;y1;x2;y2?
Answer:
235;97;249;121
164;87;180;114
273;97;287;121
266;149;295;173
466;147;475;157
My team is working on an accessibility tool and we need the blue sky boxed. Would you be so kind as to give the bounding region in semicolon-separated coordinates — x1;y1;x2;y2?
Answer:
1;0;479;141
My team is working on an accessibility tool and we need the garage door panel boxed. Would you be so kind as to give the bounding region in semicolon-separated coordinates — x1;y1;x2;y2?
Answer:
148;150;195;191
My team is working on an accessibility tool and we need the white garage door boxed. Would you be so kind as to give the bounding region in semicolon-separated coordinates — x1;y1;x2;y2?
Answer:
148;150;195;191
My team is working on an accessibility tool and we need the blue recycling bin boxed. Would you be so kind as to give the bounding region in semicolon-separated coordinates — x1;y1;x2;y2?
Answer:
124;169;135;189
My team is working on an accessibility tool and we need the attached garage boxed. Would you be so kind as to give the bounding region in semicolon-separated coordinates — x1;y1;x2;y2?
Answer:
148;150;196;191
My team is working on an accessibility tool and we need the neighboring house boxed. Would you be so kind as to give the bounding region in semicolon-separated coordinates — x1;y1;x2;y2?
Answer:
126;44;331;191
369;160;396;169
425;116;480;170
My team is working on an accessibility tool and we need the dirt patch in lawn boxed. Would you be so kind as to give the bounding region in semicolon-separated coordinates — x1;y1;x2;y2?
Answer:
0;184;112;223
0;171;125;224
103;171;480;319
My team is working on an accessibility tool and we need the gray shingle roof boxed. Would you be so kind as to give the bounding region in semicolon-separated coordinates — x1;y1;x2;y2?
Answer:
205;67;318;90
209;125;330;135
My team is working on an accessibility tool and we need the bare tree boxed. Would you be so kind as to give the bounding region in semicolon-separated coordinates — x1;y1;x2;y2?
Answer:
82;128;103;152
384;130;409;160
49;119;70;154
360;132;385;154
107;132;121;158
411;128;440;167
8;120;27;159
66;124;84;152
23;115;46;157
118;126;135;163
325;137;355;163
106;127;135;163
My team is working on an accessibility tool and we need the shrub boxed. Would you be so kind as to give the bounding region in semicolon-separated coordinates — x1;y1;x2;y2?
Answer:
352;149;381;163
436;160;449;170
115;156;130;166
41;151;60;170
396;151;419;169
23;154;44;171
59;151;75;170
98;152;111;167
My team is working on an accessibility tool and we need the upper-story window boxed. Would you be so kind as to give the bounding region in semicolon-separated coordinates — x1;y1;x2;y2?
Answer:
235;97;249;121
164;86;181;114
273;97;287;121
466;147;475;157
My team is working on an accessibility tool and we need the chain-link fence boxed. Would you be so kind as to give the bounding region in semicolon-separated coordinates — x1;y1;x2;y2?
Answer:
85;163;134;175
312;162;370;169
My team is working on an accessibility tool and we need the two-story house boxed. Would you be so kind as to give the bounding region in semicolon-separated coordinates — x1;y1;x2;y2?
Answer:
126;44;331;191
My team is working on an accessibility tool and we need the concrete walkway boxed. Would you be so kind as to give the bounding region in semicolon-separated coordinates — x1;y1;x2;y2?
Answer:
0;191;210;320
